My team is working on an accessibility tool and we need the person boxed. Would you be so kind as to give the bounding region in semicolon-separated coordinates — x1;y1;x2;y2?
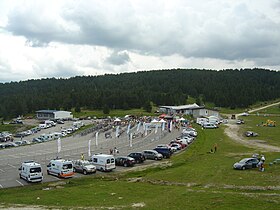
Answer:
114;147;119;155
261;154;265;163
81;153;85;161
214;143;218;153
110;148;113;155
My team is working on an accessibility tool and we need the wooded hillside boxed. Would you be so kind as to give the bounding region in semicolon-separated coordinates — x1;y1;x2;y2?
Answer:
0;68;279;119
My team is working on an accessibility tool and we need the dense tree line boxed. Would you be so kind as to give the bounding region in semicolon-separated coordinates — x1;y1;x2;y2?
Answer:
0;68;279;119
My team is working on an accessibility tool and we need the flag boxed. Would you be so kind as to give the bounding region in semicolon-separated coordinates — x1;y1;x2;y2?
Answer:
137;122;141;131
143;122;146;132
145;124;148;136
127;123;131;134
88;140;91;157
57;138;61;153
129;133;133;147
95;132;99;146
155;124;158;134
115;126;119;138
170;121;173;132
162;122;165;131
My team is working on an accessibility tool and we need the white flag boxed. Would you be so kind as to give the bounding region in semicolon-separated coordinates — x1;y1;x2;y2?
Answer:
57;138;61;153
170;121;173;132
162;122;165;131
137;122;141;131
88;140;91;157
155;124;158;134
145;124;148;136
127;123;131;134
95;132;99;146
115;126;119;138
129;133;133;147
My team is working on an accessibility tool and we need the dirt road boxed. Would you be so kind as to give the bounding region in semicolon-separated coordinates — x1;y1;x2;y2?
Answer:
225;102;280;152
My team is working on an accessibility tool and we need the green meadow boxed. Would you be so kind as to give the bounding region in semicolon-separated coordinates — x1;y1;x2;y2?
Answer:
1;123;280;209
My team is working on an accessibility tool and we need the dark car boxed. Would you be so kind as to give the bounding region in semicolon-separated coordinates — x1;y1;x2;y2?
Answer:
115;156;136;167
245;131;258;137
233;158;259;170
128;152;146;163
153;147;172;158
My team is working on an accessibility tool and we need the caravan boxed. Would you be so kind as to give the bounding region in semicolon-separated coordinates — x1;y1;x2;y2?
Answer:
47;159;74;178
19;161;43;182
91;154;115;172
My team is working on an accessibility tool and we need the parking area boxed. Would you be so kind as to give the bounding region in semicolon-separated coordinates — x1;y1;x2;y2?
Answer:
0;122;183;189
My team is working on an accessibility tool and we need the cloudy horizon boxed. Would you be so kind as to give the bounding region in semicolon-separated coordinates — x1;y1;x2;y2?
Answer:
0;0;280;83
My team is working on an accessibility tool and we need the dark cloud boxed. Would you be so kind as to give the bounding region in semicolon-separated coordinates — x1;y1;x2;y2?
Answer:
3;1;280;67
106;51;130;65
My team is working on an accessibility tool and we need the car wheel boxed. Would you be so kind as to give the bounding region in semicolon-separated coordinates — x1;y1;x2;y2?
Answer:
73;168;76;172
100;167;104;172
83;170;87;175
155;157;158;160
124;163;128;167
47;170;50;175
242;166;246;170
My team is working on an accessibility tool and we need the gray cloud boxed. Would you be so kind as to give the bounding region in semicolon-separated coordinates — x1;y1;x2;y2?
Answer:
106;51;130;65
3;0;280;69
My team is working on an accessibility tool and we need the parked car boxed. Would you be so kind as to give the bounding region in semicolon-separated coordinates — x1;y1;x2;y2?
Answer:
143;150;163;160
21;140;31;145
153;147;172;158
170;143;182;151
14;141;23;146
115;156;136;167
236;119;244;124
32;138;42;143
245;131;258;137
202;123;217;129
128;152;146;163
233;158;259;170
72;160;96;175
4;142;18;148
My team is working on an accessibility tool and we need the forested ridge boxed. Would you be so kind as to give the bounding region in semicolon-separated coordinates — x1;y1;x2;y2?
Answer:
0;68;279;119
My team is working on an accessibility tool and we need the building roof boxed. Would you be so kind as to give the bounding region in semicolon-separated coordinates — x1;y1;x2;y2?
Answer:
159;103;204;110
36;110;58;113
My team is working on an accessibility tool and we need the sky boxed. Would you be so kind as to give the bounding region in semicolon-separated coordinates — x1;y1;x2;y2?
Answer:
0;0;280;83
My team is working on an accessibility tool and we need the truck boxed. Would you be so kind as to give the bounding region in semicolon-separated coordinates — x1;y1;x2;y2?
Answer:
47;159;74;178
19;160;43;182
91;154;115;172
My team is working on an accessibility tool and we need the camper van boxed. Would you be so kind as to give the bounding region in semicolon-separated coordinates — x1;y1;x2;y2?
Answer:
47;159;74;178
19;160;43;182
91;154;115;172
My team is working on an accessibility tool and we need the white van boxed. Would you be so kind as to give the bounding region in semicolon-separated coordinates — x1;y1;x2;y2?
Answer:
91;154;115;172
39;124;47;129
19;160;43;182
47;159;74;178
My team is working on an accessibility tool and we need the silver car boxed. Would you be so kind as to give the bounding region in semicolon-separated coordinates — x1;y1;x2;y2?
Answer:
143;150;163;160
72;160;96;175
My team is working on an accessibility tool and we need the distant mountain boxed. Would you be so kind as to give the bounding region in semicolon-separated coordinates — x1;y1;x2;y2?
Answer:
0;68;279;119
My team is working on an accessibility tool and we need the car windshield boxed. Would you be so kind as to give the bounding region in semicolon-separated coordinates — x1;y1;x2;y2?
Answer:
83;161;92;166
239;159;249;163
62;163;73;169
30;167;41;173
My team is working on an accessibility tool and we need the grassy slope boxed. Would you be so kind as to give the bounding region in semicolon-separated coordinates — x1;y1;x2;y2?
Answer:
1;124;280;209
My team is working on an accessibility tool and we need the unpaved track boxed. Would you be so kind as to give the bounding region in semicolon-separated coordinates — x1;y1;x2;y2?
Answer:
224;123;280;152
225;101;280;152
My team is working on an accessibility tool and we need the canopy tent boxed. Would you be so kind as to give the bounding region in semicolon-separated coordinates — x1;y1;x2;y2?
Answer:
151;119;159;123
114;118;121;122
159;119;166;123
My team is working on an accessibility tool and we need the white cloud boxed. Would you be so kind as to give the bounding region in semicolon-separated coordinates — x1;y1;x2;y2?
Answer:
0;0;279;82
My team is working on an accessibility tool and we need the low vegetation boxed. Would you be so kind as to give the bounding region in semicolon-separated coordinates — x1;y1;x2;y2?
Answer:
1;123;279;209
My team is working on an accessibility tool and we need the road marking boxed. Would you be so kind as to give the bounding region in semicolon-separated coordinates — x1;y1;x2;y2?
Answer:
7;164;16;168
0;184;3;188
16;180;24;186
0;168;5;172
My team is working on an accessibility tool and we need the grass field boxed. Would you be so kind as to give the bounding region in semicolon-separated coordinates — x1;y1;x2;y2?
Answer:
1;123;280;209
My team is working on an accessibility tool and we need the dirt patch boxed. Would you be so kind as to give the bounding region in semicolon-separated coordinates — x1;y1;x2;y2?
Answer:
224;123;280;152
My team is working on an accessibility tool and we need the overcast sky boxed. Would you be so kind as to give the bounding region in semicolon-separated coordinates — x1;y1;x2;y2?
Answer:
0;0;279;83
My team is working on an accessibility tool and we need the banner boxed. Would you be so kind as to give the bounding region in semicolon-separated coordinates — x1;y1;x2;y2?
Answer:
127;123;131;134
95;132;99;146
88;140;91;157
129;133;133;147
57;138;61;153
162;122;165;131
137;122;141;131
170;121;173;132
155;124;158;134
115;126;119;138
145;124;148;136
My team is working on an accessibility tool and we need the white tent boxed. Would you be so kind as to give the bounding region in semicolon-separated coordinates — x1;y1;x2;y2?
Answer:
159;119;166;123
114;118;121;122
179;117;185;121
151;119;159;123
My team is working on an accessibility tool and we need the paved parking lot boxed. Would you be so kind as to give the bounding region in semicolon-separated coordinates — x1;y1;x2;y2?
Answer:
0;121;181;189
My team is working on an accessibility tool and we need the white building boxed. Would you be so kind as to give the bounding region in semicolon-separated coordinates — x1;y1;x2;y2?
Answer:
159;103;202;115
36;110;73;120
